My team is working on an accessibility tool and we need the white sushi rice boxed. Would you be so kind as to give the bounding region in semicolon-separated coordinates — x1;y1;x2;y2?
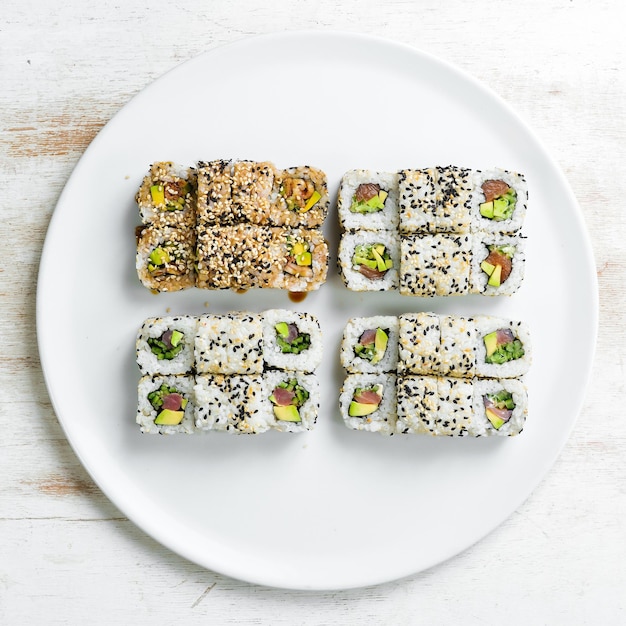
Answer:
434;376;474;436
337;169;399;232
470;234;526;296
434;234;472;296
340;316;399;374
136;374;195;435
398;234;439;296
396;375;438;435
397;312;442;375
264;371;320;433
432;166;473;234
262;308;323;372
398;168;437;233
438;315;477;378
471;378;528;436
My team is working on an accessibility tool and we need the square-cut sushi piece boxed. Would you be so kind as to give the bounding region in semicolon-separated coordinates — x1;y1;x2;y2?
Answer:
337;170;399;232
262;309;322;372
137;374;195;434
270;166;329;228
432;165;472;234
470;234;526;296
338;230;400;292
136;315;197;376
396;375;438;435
339;373;397;436
264;371;320;433
195;312;264;375
398;168;437;233
397;312;442;375
438;315;477;378
470;168;528;236
136;225;196;292
136;161;196;228
196;160;235;226
434;376;474;436
340;316;399;374
471;378;528;436
231;160;276;225
194;374;271;434
398;234;439;296
270;227;329;292
434;234;471;296
474;315;532;379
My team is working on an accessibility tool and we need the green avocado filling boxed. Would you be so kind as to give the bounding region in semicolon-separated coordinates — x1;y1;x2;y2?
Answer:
485;390;515;410
479;188;517;221
147;384;188;411
352;243;393;273
354;328;389;364
147;329;185;360
350;189;388;214
483;331;525;365
269;379;309;422
150;181;190;212
274;322;311;355
348;384;383;417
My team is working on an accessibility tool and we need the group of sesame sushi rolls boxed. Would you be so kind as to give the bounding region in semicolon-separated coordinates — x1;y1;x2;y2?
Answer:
339;313;530;436
337;166;527;297
136;310;322;435
135;160;330;293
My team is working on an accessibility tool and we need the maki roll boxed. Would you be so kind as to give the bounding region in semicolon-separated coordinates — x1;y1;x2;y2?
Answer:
398;168;437;234
136;225;196;292
337;170;399;232
470;234;526;296
136;161;196;228
231;160;276;225
438;315;477;378
136;315;197;376
265;371;320;433
274;228;329;292
433;376;474;436
340;316;399;374
339;373;397;436
137;375;195;434
338;230;400;292
196;160;235;226
471;378;528;436
397;312;442;375
395;375;439;435
262;309;323;373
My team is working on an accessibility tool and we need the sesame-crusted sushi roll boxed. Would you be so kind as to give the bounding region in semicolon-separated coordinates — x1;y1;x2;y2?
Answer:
137;374;195;435
196;160;235;226
262;309;322;372
397;312;442;375
338;230;400;292
194;374;271;434
438;315;477;378
270;166;329;228
339;373;397;436
136;161;196;228
136;225;196;292
136;315;197;376
432;165;472;234
398;168;437;234
470;234;526;296
264;371;320;433
337;170;399;232
231;160;276;225
433;376;475;436
340;316;399;374
474;316;532;379
470;378;528;436
470;168;528;235
194;312;264;375
395;375;438;435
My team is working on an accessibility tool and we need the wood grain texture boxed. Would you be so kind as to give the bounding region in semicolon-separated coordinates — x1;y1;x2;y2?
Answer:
1;0;625;624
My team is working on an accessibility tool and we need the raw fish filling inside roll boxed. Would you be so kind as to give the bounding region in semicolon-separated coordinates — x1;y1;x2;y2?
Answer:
274;322;311;355
479;180;517;221
483;390;516;430
350;183;388;214
483;328;525;364
150;179;191;212
147;242;188;277
279;176;321;213
147;328;185;360
352;243;394;280
354;328;389;365
269;379;310;423
348;384;383;417
284;239;313;278
480;244;515;288
147;383;188;425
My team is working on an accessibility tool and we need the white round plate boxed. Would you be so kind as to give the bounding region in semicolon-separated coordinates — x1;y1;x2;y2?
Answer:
37;32;598;590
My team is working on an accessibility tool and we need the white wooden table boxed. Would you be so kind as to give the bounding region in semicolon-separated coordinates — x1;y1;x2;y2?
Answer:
2;1;624;623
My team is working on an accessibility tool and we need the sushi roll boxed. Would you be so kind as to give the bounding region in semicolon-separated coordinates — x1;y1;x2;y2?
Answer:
273;228;329;292
470;234;526;296
231;160;276;225
398;168;437;234
271;166;329;229
136;161;196;228
339;373;397;436
395;375;438;435
338;230;400;292
471;378;528;436
438;314;477;378
397;312;442;375
136;225;196;292
337;169;399;232
196;160;235;226
136;315;197;376
137;374;195;434
474;316;532;379
262;309;323;372
194;374;271;434
432;165;472;234
470;168;528;235
433;376;474;436
194;312;264;375
264;371;320;433
340;316;399;374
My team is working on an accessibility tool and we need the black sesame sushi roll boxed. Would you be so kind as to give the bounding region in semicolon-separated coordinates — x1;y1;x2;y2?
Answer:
265;371;320;433
438;315;477;378
340;316;399;374
397;312;442;375
196;160;235;226
136;375;195;434
432;165;472;234
471;378;528;436
231;160;276;225
398;168;437;234
395;375;438;435
470;234;526;296
433;376;474;436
